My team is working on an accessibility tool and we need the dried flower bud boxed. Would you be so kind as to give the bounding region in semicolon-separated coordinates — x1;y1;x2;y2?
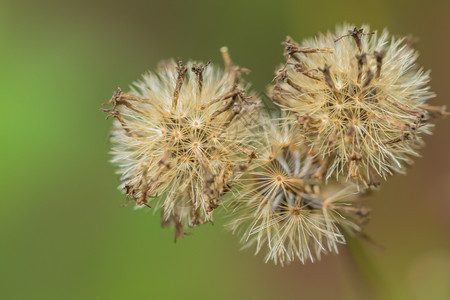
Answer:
271;24;445;186
227;114;367;265
103;49;259;239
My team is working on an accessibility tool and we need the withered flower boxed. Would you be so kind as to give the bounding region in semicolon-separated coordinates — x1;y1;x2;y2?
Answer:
228;113;367;265
271;24;446;186
103;48;259;239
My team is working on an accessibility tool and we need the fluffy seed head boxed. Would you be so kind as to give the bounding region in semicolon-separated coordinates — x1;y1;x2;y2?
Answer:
228;114;367;265
103;50;259;239
271;24;445;186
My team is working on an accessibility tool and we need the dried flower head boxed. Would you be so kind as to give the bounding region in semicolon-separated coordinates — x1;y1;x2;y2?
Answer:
103;48;259;239
228;114;368;265
271;24;447;186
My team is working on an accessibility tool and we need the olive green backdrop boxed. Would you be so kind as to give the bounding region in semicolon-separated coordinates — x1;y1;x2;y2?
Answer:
1;0;450;299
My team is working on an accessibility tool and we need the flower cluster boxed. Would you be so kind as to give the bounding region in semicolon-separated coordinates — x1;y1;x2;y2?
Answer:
103;25;446;263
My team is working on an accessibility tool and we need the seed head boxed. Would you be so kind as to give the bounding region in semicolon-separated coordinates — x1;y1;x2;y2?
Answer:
271;24;446;186
228;114;367;265
103;49;259;239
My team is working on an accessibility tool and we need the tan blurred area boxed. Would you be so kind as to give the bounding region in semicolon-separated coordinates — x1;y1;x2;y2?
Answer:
1;0;449;299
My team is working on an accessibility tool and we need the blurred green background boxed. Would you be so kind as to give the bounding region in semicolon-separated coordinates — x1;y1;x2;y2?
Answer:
1;0;450;299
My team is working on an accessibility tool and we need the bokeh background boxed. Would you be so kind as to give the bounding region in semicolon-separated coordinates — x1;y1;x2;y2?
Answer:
2;0;450;299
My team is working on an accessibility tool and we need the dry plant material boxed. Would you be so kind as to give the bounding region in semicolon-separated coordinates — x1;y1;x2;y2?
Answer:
228;113;368;265
271;23;447;186
103;49;259;239
103;24;446;265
